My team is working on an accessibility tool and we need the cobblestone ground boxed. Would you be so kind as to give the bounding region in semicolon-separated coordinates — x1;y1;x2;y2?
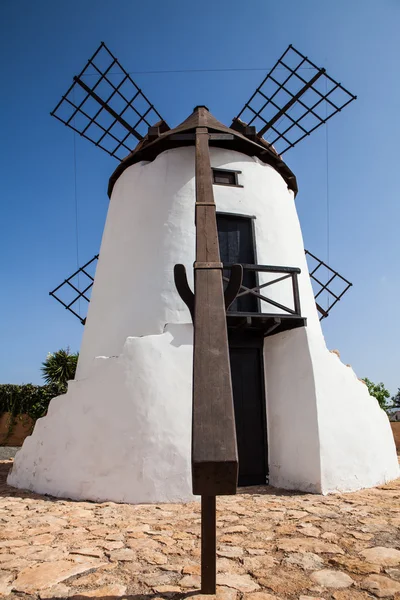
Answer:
0;460;399;600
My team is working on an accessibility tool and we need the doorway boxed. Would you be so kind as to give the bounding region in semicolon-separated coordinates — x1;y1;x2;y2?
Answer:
217;213;268;486
216;213;258;313
228;334;268;487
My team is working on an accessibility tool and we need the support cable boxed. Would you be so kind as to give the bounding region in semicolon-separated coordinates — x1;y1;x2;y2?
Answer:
80;66;316;77
325;78;331;312
73;132;79;271
72;88;80;313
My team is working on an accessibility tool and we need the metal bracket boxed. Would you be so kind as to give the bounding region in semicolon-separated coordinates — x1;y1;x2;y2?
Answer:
194;262;223;269
174;264;194;321
224;264;243;310
174;263;244;321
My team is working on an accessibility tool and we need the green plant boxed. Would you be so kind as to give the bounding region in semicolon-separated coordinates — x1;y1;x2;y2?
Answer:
362;378;391;411
0;347;78;430
391;388;400;409
0;383;59;420
41;348;78;393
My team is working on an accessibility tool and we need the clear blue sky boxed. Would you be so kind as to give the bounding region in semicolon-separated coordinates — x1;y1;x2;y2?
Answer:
1;0;399;393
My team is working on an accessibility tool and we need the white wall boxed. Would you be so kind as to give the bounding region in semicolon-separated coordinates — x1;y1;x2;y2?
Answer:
77;149;197;379
9;324;194;504
310;331;399;492
264;327;399;493
9;145;398;502
78;147;321;379
264;328;321;492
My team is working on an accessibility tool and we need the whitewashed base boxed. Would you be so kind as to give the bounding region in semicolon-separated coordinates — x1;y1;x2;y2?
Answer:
8;324;195;504
265;327;399;494
8;324;399;503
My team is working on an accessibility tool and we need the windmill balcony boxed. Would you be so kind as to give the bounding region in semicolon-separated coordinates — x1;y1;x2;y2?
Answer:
223;263;306;337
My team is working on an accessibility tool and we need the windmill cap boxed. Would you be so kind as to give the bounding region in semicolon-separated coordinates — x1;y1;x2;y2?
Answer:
193;105;210;112
108;106;297;198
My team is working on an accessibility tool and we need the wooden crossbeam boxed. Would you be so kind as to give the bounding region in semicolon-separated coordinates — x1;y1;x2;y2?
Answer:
257;68;326;138
73;76;142;141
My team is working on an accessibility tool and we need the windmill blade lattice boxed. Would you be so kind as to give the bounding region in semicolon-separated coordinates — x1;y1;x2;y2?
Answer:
234;45;356;155
51;42;167;160
49;255;99;325
305;250;352;320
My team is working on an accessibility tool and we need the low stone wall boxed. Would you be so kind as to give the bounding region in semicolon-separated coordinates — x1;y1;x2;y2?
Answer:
0;413;35;446
391;422;400;453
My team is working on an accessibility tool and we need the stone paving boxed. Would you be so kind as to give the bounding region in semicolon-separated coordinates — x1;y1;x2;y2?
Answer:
0;459;399;600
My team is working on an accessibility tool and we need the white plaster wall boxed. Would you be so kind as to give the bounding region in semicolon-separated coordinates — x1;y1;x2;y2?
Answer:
264;327;399;494
8;324;194;504
264;327;321;492
78;147;321;379
10;145;398;501
309;331;399;492
77;148;197;379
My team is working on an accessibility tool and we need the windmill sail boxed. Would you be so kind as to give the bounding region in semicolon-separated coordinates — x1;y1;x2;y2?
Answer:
305;250;352;320
51;42;167;160
233;45;356;154
49;255;99;325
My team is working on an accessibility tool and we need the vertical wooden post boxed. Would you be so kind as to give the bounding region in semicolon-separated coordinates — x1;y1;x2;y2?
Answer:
192;126;238;497
201;495;216;593
292;272;301;316
192;123;238;594
174;113;240;594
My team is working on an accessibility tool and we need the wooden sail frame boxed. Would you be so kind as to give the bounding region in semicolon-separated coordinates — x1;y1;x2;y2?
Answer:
51;42;167;161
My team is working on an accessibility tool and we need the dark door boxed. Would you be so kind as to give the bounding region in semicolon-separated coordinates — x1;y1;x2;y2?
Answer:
217;214;257;313
229;340;268;486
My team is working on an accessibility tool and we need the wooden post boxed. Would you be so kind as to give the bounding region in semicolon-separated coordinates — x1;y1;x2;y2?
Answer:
201;495;217;593
192;125;239;594
192;126;238;497
174;115;240;594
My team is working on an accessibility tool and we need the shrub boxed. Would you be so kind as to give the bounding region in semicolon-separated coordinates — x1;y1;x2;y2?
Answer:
0;383;60;420
41;348;78;393
362;378;391;411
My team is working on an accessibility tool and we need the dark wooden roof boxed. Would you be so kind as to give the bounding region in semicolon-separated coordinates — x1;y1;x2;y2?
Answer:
108;106;298;197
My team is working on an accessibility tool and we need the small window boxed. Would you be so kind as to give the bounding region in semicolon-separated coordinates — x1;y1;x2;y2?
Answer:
212;168;241;187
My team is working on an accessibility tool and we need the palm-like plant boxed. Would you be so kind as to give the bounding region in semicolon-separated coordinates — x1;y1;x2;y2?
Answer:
41;348;79;393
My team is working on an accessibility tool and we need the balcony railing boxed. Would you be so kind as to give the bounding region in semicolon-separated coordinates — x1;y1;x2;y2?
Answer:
223;263;306;336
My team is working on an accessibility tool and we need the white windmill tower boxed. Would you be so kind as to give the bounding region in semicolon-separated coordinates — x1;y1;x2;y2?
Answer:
9;43;398;506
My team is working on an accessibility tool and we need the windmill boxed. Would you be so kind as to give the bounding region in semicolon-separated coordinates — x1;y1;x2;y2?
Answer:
9;43;399;597
49;43;353;325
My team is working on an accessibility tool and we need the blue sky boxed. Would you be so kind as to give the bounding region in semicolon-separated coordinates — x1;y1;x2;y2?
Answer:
0;0;399;394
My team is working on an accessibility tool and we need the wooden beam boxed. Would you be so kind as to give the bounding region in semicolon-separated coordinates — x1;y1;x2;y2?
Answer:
256;68;326;139
192;126;238;497
174;119;240;594
201;496;216;593
191;125;239;595
73;76;142;141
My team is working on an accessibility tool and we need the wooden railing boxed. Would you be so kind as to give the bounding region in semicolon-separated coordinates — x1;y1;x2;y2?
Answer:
222;263;302;318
